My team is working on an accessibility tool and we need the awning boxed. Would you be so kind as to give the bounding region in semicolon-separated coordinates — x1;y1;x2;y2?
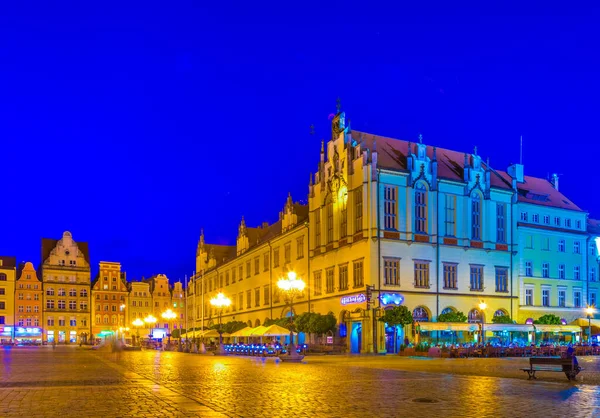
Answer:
485;324;534;333
570;318;600;334
419;322;480;332
534;325;581;333
230;327;253;337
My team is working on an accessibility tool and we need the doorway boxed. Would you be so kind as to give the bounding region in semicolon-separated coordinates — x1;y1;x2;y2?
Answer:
350;322;362;353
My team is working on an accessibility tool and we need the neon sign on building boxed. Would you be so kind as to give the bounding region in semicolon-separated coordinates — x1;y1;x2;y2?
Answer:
341;294;366;305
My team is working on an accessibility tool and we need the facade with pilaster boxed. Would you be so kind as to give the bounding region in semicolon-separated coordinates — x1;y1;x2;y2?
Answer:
91;261;128;340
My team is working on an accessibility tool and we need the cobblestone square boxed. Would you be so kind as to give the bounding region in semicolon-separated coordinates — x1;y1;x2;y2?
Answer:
1;346;600;417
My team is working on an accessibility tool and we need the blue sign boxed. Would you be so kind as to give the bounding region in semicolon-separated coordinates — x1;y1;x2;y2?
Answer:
341;294;366;305
15;327;42;336
380;293;404;306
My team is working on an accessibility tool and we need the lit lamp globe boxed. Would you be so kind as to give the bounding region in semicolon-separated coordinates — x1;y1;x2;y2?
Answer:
478;302;487;345
144;315;157;339
161;309;177;347
277;271;306;363
210;292;231;355
586;306;595;342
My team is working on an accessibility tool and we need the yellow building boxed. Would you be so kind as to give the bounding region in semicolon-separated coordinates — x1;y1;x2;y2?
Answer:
91;261;128;342
0;257;17;344
191;194;309;333
41;231;91;344
172;281;186;332
148;274;172;338
15;262;43;344
128;280;153;340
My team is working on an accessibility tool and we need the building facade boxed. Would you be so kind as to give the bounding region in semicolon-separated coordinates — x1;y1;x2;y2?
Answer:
148;274;172;338
41;231;91;344
128;280;153;339
0;256;17;344
15;262;43;344
91;261;128;341
172;281;186;332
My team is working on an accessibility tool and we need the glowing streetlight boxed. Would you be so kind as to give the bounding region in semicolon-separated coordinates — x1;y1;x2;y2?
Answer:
144;315;157;339
210;292;231;355
586;306;595;342
478;302;487;345
162;309;177;346
132;318;144;346
277;271;306;361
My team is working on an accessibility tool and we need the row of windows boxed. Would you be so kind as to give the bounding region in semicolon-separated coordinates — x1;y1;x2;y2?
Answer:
46;288;88;297
18;283;39;289
47;317;86;327
520;212;582;230
45;300;88;310
95;305;125;312
17;305;40;313
17;317;40;327
523;261;594;281
313;260;364;295
315;189;362;248
523;236;583;254
17;293;40;300
382;259;509;292
524;287;595;308
95;294;126;301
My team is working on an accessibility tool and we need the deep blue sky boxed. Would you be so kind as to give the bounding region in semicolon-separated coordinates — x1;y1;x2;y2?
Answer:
1;4;598;282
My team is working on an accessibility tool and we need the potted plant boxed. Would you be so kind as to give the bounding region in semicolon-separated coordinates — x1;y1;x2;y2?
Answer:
378;305;414;355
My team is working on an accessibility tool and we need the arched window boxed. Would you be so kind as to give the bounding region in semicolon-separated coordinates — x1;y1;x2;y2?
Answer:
441;307;456;315
471;193;482;240
413;306;430;322
494;309;508;317
468;309;484;323
415;183;428;234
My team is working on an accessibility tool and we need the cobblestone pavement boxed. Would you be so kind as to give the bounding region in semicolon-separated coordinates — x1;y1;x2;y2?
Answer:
1;346;600;417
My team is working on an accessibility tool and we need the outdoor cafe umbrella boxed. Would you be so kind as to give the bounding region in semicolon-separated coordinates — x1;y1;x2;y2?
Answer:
200;329;231;339
248;325;269;336
260;324;296;337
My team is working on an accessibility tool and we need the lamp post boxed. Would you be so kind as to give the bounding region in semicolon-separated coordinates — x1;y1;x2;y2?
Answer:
478;302;487;345
210;292;231;355
162;309;177;348
277;271;306;362
586;306;595;342
144;315;157;341
132;318;144;346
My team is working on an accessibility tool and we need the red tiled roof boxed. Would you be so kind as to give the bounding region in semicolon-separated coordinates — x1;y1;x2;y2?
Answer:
588;219;600;235
353;130;582;212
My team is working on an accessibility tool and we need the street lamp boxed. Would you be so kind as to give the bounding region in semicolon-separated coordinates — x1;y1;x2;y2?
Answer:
478;302;487;345
162;309;177;347
132;318;144;346
144;315;157;340
277;271;306;362
210;292;231;355
118;327;130;344
586;306;595;342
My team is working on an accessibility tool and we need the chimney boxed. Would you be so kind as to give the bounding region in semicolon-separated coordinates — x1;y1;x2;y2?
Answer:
551;173;559;191
507;163;524;183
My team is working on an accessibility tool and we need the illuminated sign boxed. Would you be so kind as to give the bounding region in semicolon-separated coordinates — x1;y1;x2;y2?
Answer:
380;293;404;306
15;327;42;335
0;327;12;336
341;294;366;305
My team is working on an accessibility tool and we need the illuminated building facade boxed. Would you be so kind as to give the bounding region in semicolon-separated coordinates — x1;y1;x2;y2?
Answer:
14;262;43;344
41;231;91;344
0;256;17;344
172;281;186;332
148;274;172;338
128;280;153;338
91;261;128;341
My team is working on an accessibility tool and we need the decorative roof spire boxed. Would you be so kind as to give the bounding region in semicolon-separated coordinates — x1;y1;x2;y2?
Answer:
432;146;437;161
321;140;324;154
474;146;478;156
408;141;412;155
418;133;423;144
336;97;341;113
309;124;315;136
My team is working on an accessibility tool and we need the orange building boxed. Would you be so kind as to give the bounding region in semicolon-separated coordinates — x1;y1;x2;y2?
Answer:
91;262;128;341
14;262;43;344
148;274;172;339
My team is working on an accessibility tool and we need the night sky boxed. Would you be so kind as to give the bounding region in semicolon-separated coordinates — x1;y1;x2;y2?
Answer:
1;4;598;282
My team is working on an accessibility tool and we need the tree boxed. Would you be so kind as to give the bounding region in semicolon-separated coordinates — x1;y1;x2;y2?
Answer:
223;321;248;335
378;306;413;327
534;314;562;325
492;315;514;324
171;329;182;338
437;311;468;323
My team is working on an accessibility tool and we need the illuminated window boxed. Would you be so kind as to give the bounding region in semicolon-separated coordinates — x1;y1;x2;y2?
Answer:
296;237;304;259
470;265;484;291
384;258;400;286
495;267;508;292
338;264;348;291
414;184;427;234
327;200;334;243
443;263;457;289
353;260;364;288
445;195;456;237
414;262;429;288
496;203;506;243
471;193;482;240
354;188;363;234
384;186;397;230
313;271;322;296
326;268;335;293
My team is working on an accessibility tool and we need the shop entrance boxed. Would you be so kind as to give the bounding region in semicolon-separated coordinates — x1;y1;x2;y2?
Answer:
350;322;362;353
385;325;404;353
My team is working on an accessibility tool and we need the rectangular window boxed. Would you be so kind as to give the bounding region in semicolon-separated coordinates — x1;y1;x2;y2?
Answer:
525;235;533;249
384;186;397;230
326;268;335;293
0;289;5;296
415;186;427;234
273;248;280;268
47;317;54;326
470;265;484;291
532;214;539;223
542;262;549;278
576;220;582;229
574;266;580;280
273;288;280;304
414;262;430;288
543;215;550;225
521;212;528;222
232;268;236;283
315;209;321;248
525;288;533;306
573;241;581;254
558;289;566;307
338;264;348;291
263;253;269;271
314;271;322;296
225;272;230;286
246;261;251;278
340;194;347;239
591;267;597;282
327;201;334;243
554;216;561;226
238;293;243;311
354;188;363;234
566;219;572;228
542;289;550;307
542;237;550;251
254;288;260;307
471;195;481;240
297;237;304;259
384;259;400;286
495;267;508;292
574;290;582;308
254;258;260;275
443;263;457;289
525;261;532;277
246;290;251;308
558;264;566;280
239;265;243;281
445;195;456;237
353;260;364;288
590;292;597;308
496;203;506;243
284;243;291;264
264;285;270;305
46;300;54;309
69;300;76;310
